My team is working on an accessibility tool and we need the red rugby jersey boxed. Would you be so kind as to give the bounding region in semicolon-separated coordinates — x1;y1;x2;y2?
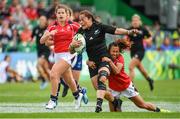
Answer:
47;20;80;53
108;54;131;91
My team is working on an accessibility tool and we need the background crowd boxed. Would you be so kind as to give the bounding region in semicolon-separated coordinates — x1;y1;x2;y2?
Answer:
0;0;179;53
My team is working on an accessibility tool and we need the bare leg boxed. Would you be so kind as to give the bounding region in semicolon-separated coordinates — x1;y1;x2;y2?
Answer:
129;58;139;81
130;95;157;111
62;68;78;93
50;59;70;96
137;62;150;80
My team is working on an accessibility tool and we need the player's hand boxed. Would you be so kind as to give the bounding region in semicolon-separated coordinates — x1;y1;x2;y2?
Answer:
49;30;57;36
45;38;54;46
102;57;111;63
128;29;140;35
86;60;96;69
71;39;82;48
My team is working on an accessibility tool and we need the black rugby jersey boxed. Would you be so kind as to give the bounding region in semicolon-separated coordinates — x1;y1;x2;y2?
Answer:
77;22;116;62
128;26;151;52
32;26;50;57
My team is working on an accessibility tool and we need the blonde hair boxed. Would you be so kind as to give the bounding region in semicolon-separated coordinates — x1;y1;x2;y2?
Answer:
132;14;142;26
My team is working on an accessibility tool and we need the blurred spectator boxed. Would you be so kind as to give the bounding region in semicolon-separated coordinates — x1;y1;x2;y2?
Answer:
172;39;180;50
37;1;48;17
47;0;59;19
9;0;20;15
0;0;10;21
145;39;156;50
0;20;12;52
73;9;80;22
0;20;12;37
11;4;29;29
160;37;173;51
0;55;22;84
152;21;164;49
20;23;32;42
5;28;20;52
23;0;38;21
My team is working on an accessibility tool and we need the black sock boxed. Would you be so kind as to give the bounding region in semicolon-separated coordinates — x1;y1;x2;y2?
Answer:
147;77;152;81
50;95;58;102
56;81;61;97
154;107;160;112
96;98;103;108
72;91;79;100
112;98;118;105
75;80;82;93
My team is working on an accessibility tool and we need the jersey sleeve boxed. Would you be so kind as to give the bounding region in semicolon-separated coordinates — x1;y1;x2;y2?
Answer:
47;22;56;32
143;27;151;38
116;55;124;66
101;23;116;34
72;22;80;33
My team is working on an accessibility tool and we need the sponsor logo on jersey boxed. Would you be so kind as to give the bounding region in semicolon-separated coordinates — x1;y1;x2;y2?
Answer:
94;29;100;35
89;37;93;40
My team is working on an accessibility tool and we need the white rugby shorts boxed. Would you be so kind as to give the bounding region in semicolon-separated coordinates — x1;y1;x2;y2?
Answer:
109;82;139;98
54;52;77;66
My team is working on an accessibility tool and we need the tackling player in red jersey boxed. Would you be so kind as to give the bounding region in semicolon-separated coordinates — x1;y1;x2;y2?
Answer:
103;41;170;112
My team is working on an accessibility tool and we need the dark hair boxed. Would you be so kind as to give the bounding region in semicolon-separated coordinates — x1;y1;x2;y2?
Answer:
79;10;98;23
108;40;129;53
108;42;119;53
55;4;68;14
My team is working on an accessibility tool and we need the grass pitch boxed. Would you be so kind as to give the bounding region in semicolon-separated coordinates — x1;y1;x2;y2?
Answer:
0;79;180;118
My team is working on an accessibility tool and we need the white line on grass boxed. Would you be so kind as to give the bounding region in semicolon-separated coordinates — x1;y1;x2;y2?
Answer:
0;101;180;113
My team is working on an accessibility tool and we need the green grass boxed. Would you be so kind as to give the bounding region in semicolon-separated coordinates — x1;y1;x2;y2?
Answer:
0;79;180;118
0;80;180;103
0;112;180;118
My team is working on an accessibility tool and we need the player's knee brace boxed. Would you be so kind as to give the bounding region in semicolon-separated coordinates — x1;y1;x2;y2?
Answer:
97;70;108;90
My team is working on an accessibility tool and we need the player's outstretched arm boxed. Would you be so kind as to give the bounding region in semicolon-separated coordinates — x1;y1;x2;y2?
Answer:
115;28;139;35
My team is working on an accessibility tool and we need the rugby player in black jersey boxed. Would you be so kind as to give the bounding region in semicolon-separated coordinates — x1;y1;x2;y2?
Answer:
32;16;50;89
69;10;138;113
128;14;154;91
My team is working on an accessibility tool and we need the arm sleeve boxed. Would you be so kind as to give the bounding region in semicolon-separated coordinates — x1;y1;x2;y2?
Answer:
72;22;80;33
117;55;124;66
101;23;116;34
143;27;151;38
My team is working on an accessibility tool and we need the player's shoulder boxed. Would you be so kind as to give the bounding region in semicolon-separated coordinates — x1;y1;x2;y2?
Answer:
48;21;57;29
117;54;124;63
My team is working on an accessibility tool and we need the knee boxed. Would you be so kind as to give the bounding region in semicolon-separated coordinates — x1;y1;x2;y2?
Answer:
50;71;58;81
97;70;108;90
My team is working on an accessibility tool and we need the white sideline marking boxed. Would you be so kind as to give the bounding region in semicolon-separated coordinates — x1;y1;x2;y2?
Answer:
0;101;180;113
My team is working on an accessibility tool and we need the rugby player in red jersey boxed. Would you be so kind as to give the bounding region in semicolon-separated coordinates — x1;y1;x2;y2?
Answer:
40;4;83;110
103;41;170;112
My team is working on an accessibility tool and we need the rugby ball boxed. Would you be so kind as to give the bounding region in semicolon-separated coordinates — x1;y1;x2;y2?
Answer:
73;33;86;54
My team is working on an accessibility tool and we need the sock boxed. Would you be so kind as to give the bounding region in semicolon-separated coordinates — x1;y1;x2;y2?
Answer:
72;91;79;100
112;98;118;105
154;107;160;112
147;77;152;81
75;80;82;93
50;95;58;102
96;98;103;108
56;81;61;97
